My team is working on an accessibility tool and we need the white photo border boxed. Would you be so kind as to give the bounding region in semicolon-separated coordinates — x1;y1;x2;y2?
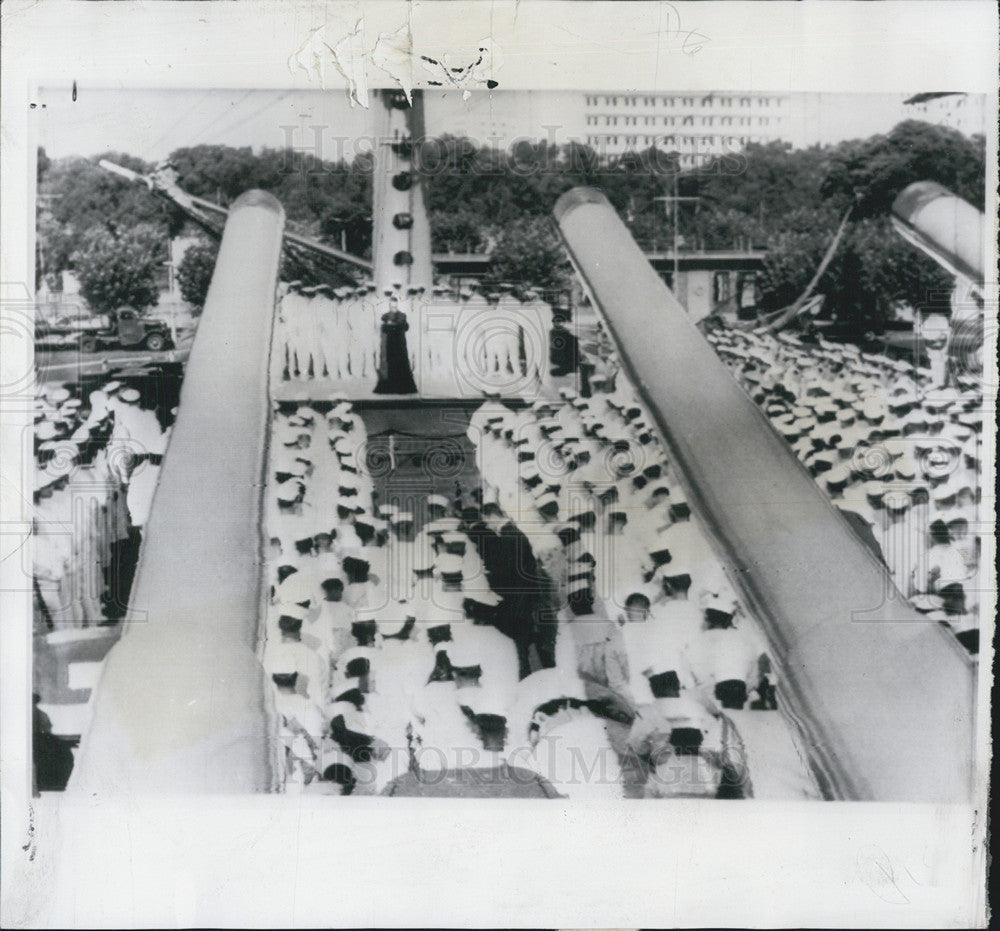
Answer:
2;2;996;927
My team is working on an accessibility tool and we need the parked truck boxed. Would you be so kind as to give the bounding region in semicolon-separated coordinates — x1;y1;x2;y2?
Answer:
36;307;173;352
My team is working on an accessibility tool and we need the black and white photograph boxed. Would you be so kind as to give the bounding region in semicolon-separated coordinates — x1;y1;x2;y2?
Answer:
1;2;995;927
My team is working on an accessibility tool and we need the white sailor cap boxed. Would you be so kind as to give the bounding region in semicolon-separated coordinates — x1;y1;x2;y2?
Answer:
120;388;141;403
390;511;415;525
863;481;889;502
444;638;480;669
34;471;57;493
412;547;436;573
520;462;541;481
326;701;366;728
426;494;450;510
275;601;309;623
276;479;303;503
931;482;958;503
701;588;739;614
860;397;887;421
282;458;309;478
824;462;853;488
278;425;310;445
457;684;509;717
535;491;560;514
436;554;465;579
883;490;911;512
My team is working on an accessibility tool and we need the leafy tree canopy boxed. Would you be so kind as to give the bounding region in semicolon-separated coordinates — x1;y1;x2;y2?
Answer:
175;238;219;310
70;223;163;314
38;118;984;330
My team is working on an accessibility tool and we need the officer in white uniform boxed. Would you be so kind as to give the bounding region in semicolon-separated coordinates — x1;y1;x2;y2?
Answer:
281;284;304;378
33;474;75;626
686;591;768;711
496;290;523;378
112;388;167;531
627;671;750;799
458;286;493;387
308;284;332;379
344;287;371;378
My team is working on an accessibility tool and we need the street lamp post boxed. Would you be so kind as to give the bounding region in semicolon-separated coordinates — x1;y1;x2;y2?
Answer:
654;181;700;290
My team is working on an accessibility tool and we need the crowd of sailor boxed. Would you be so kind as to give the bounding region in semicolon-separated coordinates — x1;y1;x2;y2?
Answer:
703;324;983;655
262;387;789;799
32;379;171;628
273;279;553;387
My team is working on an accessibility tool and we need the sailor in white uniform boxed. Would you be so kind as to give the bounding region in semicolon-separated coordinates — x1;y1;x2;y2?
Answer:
495;290;523;378
626;670;750;799
112;388;167;531
345;287;372;378
685;590;769;711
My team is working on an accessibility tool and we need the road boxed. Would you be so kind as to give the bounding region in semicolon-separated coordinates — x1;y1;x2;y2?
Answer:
35;341;193;382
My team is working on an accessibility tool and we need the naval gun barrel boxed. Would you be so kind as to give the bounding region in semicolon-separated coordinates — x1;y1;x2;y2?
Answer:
554;186;975;803
892;181;985;294
68;190;286;794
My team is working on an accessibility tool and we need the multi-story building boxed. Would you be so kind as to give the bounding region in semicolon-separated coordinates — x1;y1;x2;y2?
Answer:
902;93;988;137
581;91;791;165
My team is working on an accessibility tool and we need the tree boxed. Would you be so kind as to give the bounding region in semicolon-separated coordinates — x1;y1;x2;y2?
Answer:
70;224;163;314
175;239;219;310
430;207;487;252
490;216;569;291
759;208;952;334
820;120;986;216
758;206;843;313
37;153;169;285
832;217;951;333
